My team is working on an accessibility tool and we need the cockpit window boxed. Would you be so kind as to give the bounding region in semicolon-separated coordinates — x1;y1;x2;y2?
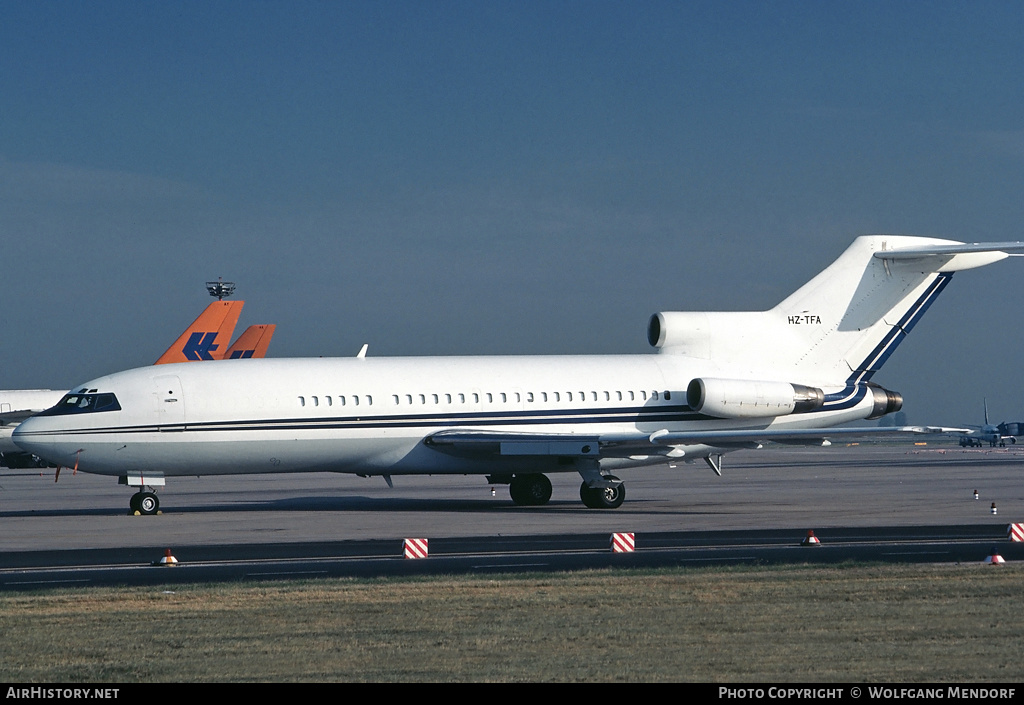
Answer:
38;393;122;416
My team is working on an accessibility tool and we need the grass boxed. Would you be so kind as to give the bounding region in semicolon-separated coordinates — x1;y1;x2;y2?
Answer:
1;563;1022;682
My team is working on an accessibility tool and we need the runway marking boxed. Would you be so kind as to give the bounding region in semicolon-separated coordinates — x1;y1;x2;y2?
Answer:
676;556;759;563
880;551;951;556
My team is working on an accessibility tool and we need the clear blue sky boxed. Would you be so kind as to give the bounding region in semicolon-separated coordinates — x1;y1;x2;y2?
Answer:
3;1;1023;425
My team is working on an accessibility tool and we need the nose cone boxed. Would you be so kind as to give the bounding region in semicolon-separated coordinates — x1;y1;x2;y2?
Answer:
11;415;59;461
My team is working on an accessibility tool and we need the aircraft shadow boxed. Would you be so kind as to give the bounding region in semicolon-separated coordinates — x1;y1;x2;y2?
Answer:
0;495;660;518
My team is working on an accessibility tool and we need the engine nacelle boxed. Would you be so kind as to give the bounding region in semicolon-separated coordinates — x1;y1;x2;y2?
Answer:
867;384;903;420
686;377;825;419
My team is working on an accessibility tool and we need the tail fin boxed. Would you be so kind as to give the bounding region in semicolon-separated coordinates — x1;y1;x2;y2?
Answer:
650;235;1020;384
154;300;244;365
224;324;276;359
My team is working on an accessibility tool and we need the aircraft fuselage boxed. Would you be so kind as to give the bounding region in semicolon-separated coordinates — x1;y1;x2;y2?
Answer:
13;354;873;479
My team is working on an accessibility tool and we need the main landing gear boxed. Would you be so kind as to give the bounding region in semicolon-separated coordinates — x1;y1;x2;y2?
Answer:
503;471;625;509
508;473;552;506
579;476;625;509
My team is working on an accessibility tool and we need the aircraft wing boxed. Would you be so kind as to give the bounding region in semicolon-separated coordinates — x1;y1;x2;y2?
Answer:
0;390;69;425
1;409;45;425
425;425;967;458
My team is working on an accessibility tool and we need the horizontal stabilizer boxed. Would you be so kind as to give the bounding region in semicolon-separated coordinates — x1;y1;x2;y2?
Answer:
874;241;1024;260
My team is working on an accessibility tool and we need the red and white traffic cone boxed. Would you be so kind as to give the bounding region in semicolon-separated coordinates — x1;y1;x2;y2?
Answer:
801;530;821;546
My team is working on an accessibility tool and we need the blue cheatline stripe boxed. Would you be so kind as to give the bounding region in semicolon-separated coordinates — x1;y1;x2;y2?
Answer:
822;272;953;411
19;404;716;438
854;272;952;380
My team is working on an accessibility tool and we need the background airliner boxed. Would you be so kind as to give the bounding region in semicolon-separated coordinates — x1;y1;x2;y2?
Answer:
1;301;273;468
14;236;1023;514
957;398;1016;447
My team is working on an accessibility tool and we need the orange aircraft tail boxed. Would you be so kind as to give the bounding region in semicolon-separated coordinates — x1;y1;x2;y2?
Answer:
154;301;244;364
224;324;276;359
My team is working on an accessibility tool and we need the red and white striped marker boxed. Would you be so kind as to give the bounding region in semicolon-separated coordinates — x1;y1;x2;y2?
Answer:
610;532;635;553
1008;523;1024;542
801;530;821;546
403;538;429;559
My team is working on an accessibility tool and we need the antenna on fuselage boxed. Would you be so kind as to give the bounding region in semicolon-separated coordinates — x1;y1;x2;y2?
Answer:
206;278;237;301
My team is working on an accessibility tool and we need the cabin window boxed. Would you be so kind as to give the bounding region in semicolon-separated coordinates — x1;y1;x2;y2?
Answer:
500;392;507;403
366;396;372;405
473;393;480;404
312;396;319;407
664;391;671;400
393;395;400;405
652;391;659;401
486;393;493;403
298;396;305;407
459;393;465;403
526;392;534;403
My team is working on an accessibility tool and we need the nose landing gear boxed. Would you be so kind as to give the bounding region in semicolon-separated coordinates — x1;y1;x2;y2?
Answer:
129;490;160;515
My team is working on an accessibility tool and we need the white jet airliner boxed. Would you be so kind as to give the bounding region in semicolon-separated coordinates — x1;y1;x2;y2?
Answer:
13;236;1022;514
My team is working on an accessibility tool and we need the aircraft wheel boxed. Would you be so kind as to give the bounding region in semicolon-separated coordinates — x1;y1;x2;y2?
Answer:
129;493;141;513
509;474;552;506
137;492;160;515
580;476;625;509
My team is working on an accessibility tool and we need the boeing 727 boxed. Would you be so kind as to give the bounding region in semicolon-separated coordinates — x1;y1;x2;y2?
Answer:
13;236;1023;513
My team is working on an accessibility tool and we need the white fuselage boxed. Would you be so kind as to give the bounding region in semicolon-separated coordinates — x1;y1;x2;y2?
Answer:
13;354;874;479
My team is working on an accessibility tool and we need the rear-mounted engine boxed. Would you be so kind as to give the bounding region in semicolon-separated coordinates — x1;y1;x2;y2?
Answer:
686;378;825;419
867;384;903;419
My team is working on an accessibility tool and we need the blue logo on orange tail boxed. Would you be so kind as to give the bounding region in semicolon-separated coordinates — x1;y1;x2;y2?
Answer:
182;332;220;361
